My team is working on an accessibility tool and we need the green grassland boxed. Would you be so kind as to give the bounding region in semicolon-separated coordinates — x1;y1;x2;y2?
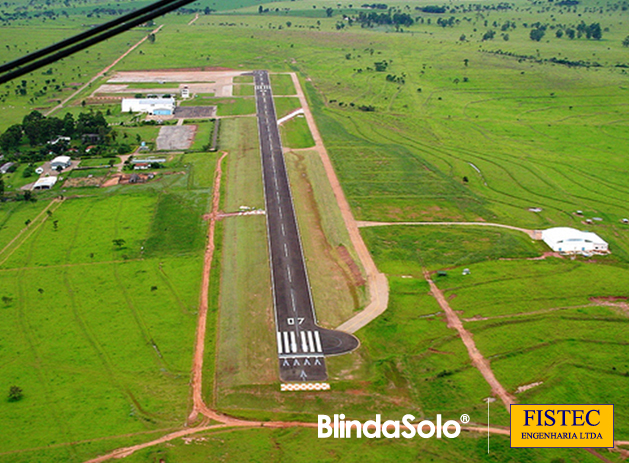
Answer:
114;426;608;463
232;83;255;96
187;119;216;151
0;154;211;461
270;73;296;95
362;225;544;273
213;117;276;393
181;96;256;116
280;115;315;149
273;96;302;118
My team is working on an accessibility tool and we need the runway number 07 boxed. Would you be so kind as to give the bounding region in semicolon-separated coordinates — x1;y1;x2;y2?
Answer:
287;318;304;325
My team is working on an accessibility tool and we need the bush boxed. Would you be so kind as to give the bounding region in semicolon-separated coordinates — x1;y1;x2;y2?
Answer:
8;386;23;402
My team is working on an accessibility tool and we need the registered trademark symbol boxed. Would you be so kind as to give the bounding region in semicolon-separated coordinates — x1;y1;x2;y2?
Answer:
460;414;470;424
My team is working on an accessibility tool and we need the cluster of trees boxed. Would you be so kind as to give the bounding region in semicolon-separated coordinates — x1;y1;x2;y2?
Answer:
415;2;512;14
0;110;111;157
361;3;388;9
356;11;414;28
481;49;602;69
419;6;447;13
436;17;458;27
385;73;405;84
530;27;546;41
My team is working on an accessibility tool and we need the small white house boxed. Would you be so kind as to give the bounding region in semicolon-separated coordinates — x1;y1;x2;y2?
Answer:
541;227;609;254
121;98;176;116
181;85;190;99
50;155;72;170
33;176;57;190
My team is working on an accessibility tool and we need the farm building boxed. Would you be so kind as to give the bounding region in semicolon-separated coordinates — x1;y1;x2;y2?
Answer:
541;227;609;254
51;155;72;170
33;176;57;190
121;98;176;116
131;158;166;164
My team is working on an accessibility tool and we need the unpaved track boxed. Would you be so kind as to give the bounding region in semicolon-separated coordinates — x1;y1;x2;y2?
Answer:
188;152;227;424
357;220;538;239
45;25;164;117
423;270;517;412
288;73;389;334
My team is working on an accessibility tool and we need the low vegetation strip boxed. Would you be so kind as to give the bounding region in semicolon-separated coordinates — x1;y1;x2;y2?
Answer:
288;72;389;334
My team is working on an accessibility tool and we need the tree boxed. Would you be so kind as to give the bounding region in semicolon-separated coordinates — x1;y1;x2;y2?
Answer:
482;30;495;41
555;29;564;38
147;33;155;44
22;110;45;146
325;7;334;17
8;386;23;402
0;124;23;151
565;28;575;39
459;34;466;42
1;296;12;305
587;23;602;40
530;28;545;42
61;112;75;137
112;238;126;248
623;36;629;47
463;58;469;67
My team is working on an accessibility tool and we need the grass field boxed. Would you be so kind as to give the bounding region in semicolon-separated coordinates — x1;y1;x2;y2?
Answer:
232;83;255;96
181;97;256;116
270;73;296;95
110;426;608;463
280;115;315;149
187;120;216;151
0;196;205;461
273;96;302;118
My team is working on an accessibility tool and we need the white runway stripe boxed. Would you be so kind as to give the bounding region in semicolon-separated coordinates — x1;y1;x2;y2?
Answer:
290;331;297;353
307;331;315;352
300;331;308;352
277;332;283;354
283;332;290;354
314;331;323;353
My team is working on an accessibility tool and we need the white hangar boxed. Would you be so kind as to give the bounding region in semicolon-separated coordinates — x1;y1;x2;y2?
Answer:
541;227;608;254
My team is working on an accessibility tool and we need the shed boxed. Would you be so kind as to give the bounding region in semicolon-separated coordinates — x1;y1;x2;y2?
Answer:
33;176;57;190
51;155;72;170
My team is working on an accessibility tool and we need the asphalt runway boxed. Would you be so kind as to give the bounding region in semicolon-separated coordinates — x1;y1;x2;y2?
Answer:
253;70;359;383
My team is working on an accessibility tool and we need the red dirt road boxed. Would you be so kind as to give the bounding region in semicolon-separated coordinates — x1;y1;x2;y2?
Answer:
188;152;227;424
423;270;517;412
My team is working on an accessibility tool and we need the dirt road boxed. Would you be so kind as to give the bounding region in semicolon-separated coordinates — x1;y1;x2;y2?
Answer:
288;73;389;334
187;152;227;424
423;270;517;412
357;220;538;239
